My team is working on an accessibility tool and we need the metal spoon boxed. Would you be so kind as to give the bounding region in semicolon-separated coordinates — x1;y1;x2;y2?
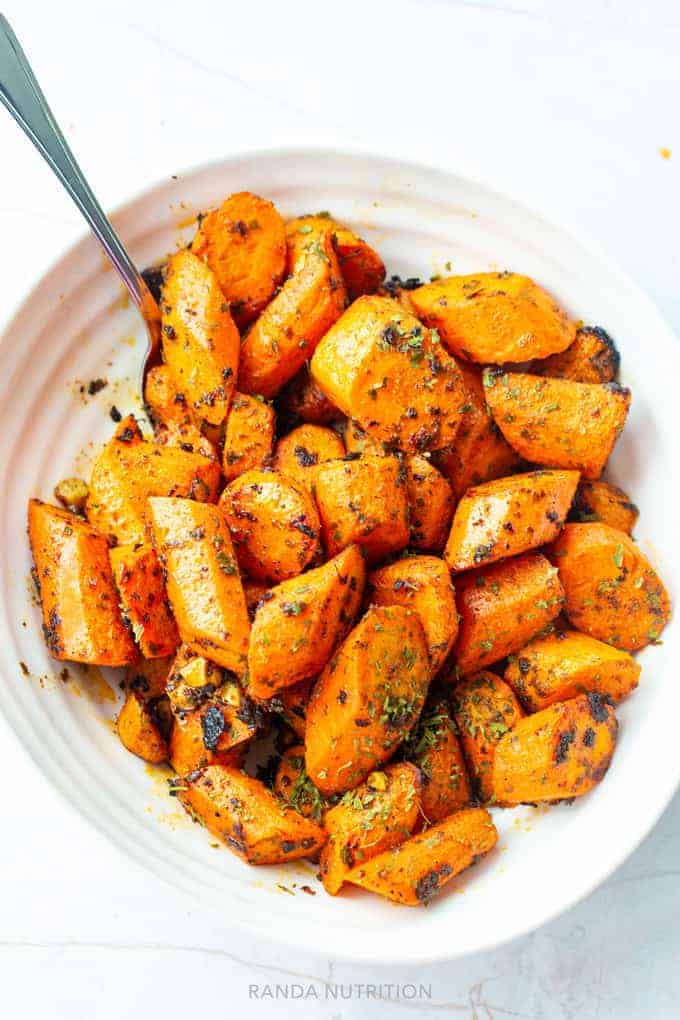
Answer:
0;14;162;392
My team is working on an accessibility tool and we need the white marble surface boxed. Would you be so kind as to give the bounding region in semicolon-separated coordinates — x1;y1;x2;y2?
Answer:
1;0;679;1015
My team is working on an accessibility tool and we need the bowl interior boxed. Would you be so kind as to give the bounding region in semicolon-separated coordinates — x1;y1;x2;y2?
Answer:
0;149;678;963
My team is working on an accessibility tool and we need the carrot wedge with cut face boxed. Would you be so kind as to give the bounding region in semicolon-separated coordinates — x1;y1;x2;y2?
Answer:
117;690;168;764
505;629;641;711
222;393;275;482
569;479;638;533
238;231;346;399
320;763;421;895
312;454;409;564
405;696;471;825
220;470;321;584
483;370;630;479
432;364;523;499
178;765;326;864
368;556;458;673
492;693;618;805
191;191;287;328
408;273;575;364
305;606;430;795
551;523;670;651
454;553;565;674
28;499;136;666
286;214;385;299
535;325;620;384
444;469;579;572
110;543;179;659
406;455;455;553
452;671;525;801
345;807;498;905
311;295;466;454
148;497;250;674
247;545;365;700
86;416;220;545
272;424;345;491
161;249;240;427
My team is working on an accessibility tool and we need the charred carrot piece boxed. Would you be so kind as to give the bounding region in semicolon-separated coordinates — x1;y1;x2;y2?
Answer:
178;765;326;864
110;543;179;659
345;807;498;905
492;693;618;805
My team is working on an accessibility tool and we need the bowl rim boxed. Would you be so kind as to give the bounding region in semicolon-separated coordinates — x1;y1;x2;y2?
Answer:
0;143;678;965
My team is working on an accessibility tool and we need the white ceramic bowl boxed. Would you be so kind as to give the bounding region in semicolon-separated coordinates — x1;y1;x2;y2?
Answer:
1;149;678;964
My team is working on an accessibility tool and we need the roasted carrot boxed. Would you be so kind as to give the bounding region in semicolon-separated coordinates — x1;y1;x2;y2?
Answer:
454;552;565;674
320;763;421;894
535;325;620;384
367;555;458;673
286;213;385;299
404;695;471;825
222;392;275;483
220;469;321;584
432;364;523;499
305;605;430;795
274;745;327;820
28;499;136;666
312;454;409;563
277;366;340;426
342;419;384;457
406;455;455;553
551;522;671;650
505;629;641;711
168;709;248;777
178;765;326;864
408;272;576;363
161;249;239;426
148;498;250;673
345;807;498;905
144;367;218;460
243;579;270;620
86;416;221;545
483;370;631;479
109;543;179;659
451;671;525;801
444;469;580;572
125;654;174;702
117;690;168;764
238;231;346;399
492;693;618;805
191;191;287;328
269;676;316;739
569;479;639;533
272;423;345;490
311;295;467;454
144;364;192;428
247;545;365;699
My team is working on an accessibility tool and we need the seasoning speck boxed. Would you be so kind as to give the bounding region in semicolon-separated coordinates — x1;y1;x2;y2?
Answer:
87;378;108;396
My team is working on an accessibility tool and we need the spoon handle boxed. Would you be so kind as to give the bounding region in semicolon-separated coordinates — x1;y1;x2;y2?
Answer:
0;14;154;319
